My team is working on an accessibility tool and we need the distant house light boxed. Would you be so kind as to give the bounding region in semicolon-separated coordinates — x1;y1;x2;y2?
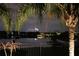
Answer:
35;27;39;31
28;27;39;32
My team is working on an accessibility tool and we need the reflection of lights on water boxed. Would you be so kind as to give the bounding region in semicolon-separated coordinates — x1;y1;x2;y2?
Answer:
56;32;61;35
45;34;51;37
11;32;13;35
37;35;44;39
34;38;38;40
11;32;14;38
11;36;13;38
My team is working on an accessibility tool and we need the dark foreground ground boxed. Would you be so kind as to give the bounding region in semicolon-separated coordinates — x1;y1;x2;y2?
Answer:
75;47;79;56
0;47;69;56
0;31;79;56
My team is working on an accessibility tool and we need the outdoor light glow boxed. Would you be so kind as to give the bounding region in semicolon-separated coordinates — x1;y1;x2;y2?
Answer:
12;32;13;35
35;27;39;31
37;35;44;39
34;38;38;40
56;32;61;35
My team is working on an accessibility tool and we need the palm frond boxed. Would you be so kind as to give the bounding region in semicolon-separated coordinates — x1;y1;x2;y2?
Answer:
45;4;64;19
15;4;35;31
15;3;46;31
0;4;11;31
32;3;46;23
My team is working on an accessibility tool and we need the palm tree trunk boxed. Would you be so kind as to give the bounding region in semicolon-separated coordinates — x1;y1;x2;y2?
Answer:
65;15;78;56
1;43;7;56
69;29;75;56
3;45;7;56
4;48;7;56
10;48;13;56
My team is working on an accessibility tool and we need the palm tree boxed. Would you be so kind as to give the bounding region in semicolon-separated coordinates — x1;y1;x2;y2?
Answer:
0;3;12;56
53;3;79;56
1;42;7;56
0;3;11;32
0;4;20;56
